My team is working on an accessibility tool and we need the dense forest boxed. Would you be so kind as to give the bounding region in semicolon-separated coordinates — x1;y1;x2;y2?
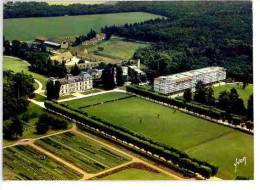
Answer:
4;1;252;82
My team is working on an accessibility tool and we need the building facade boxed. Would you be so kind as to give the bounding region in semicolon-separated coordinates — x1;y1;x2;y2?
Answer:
154;67;226;95
49;73;93;96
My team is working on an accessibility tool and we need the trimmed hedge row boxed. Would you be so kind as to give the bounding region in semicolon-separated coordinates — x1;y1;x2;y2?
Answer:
44;100;218;179
126;85;242;125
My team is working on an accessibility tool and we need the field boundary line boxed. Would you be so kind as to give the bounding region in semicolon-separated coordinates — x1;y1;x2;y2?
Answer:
183;130;235;152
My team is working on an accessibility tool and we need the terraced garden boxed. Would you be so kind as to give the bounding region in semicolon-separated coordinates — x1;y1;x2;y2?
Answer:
3;145;82;180
35;132;130;173
62;92;254;179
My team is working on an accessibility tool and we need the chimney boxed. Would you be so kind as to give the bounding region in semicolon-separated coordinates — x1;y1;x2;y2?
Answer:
137;59;140;69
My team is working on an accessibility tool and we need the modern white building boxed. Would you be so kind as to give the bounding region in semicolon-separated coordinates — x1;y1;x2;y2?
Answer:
49;73;93;96
154;67;226;95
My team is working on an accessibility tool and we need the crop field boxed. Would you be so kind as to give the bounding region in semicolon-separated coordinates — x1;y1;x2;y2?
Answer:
98;168;173;180
3;56;47;90
87;37;150;60
63;92;253;179
213;83;253;106
4;12;164;41
3;145;82;180
35;132;130;173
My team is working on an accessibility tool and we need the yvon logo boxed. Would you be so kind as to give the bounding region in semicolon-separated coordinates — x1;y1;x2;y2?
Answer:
234;156;247;173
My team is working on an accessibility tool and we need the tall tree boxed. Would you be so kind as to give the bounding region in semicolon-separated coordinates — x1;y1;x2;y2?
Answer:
183;88;192;102
102;64;115;90
71;64;80;76
205;85;215;105
247;94;253;120
194;81;206;103
116;66;124;86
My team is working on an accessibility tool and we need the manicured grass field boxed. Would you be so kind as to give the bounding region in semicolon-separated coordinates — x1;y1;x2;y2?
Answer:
98;168;174;180
4;12;163;41
3;145;82;180
87;37;150;60
35;132;130;173
213;83;253;106
63;92;253;179
61;92;130;108
3;56;48;90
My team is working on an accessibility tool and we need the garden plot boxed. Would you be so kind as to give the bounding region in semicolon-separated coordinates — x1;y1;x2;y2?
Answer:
3;145;82;180
35;132;130;173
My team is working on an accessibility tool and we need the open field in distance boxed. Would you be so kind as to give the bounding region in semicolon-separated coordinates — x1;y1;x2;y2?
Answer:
63;92;254;179
4;12;164;41
87;37;150;60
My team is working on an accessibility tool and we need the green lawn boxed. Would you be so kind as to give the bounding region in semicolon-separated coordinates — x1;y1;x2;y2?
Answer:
98;168;174;180
213;83;253;106
35;132;130;173
63;92;253;179
87;37;150;60
62;92;130;108
4;12;164;41
3;145;82;180
3;56;48;90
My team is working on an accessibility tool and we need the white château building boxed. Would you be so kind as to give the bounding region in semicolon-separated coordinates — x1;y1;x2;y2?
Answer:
154;66;226;95
49;73;93;96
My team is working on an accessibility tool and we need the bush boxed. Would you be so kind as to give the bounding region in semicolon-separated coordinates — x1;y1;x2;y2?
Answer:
38;113;68;131
36;122;49;134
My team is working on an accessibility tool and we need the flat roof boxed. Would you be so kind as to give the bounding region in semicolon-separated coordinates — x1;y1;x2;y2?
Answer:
156;66;225;81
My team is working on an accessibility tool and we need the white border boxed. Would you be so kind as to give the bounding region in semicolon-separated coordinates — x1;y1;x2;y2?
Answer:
1;1;260;190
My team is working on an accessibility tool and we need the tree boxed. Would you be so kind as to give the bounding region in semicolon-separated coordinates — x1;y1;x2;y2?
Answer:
71;64;80;76
116;66;124;86
183;89;192;102
194;81;206;103
46;80;60;100
3;117;23;140
102;64;115;89
247;94;253;120
218;90;231;112
205;85;215;105
36;122;49;134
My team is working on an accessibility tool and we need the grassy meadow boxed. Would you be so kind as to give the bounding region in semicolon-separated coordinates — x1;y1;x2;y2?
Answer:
98;168;174;180
87;37;150;60
63;92;254;179
3;56;48;90
4;12;163;41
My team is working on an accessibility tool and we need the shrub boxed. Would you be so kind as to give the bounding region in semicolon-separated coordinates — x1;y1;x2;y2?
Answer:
36;122;49;134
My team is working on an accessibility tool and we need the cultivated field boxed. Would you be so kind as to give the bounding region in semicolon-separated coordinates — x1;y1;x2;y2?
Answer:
3;56;47;90
63;92;254;179
4;12;164;41
213;83;253;106
3;145;82;180
87;37;150;60
35;132;130;173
